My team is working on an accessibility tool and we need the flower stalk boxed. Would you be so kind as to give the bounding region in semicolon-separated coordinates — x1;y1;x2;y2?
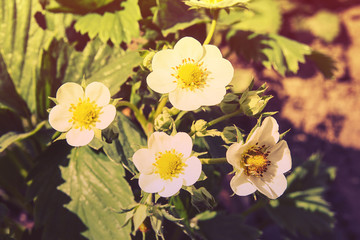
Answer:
203;10;220;45
206;108;243;127
117;101;152;137
200;157;227;164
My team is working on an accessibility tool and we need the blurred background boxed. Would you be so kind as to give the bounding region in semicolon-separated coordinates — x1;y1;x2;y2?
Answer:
221;0;360;239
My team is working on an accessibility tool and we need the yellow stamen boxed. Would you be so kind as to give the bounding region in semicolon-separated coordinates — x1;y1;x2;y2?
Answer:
174;58;208;91
153;149;186;180
69;97;101;130
241;143;271;177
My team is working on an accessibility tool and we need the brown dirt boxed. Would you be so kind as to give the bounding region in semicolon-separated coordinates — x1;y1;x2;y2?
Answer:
252;4;360;239
221;4;360;239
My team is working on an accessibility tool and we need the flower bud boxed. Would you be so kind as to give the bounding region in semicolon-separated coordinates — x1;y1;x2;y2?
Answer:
240;92;272;116
154;108;173;131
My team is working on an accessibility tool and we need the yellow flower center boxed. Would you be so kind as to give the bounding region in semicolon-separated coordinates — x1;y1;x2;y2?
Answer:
241;143;271;177
153;149;187;180
206;0;224;4
172;58;208;91
69;97;101;130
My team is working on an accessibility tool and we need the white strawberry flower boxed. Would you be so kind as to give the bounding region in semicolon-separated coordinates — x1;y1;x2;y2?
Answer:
146;37;234;111
184;0;249;10
132;132;202;197
49;82;116;147
226;117;292;199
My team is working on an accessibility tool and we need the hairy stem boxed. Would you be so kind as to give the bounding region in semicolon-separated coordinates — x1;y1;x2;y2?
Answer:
117;101;152;136
200;157;227;164
207;109;243;128
203;10;219;45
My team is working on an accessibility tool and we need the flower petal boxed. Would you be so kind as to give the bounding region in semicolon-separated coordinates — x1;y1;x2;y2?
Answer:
139;173;165;193
169;88;203;111
203;44;223;59
146;70;177;94
226;141;247;170
151;49;181;71
268;140;291;174
132;149;156;174
95;104;116;130
248;117;280;147
56;82;84;105
158;178;183;197
197;85;226;106
49;105;72;132
249;174;287;199
182;156;202;186
204;58;234;87
174;37;203;61
66;128;94;147
85;82;111;107
148;132;172;154
171;132;193;158
230;173;257;196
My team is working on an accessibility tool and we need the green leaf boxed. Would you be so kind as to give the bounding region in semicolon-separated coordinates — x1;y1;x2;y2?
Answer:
185;186;216;211
268;34;312;74
35;38;65;119
220;93;240;114
47;0;116;13
35;36;142;98
58;146;135;240
266;154;336;237
74;0;141;45
133;204;148;233
0;0;53;113
222;0;282;34
153;0;208;36
0;121;46;153
102;112;147;174
229;31;312;75
197;212;262;240
87;50;143;95
221;125;243;144
26;142;88;240
0;53;31;118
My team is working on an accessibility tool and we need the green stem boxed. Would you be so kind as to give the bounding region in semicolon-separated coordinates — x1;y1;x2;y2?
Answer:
206;109;243;128
140;192;152;205
152;95;169;121
203;10;219;45
117;101;151;136
200;157;227;164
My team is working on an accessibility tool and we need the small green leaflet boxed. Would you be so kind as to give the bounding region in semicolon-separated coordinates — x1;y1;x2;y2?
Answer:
74;0;141;45
261;34;312;75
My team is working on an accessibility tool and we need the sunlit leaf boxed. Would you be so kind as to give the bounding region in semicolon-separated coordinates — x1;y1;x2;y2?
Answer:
221;0;282;34
0;0;53;113
102;112;147;174
74;0;141;44
58;146;135;240
228;32;312;75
